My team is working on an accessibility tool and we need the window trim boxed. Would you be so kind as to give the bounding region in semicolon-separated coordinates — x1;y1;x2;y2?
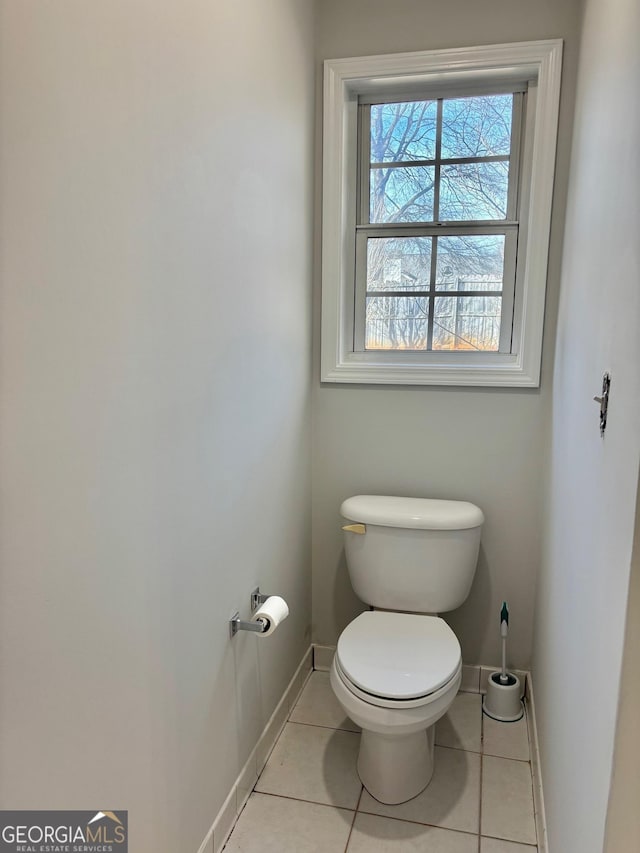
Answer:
321;40;563;387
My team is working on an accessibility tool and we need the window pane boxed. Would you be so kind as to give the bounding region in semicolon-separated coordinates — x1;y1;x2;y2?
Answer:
439;161;509;220
365;296;428;350
433;295;501;351
436;235;505;291
441;94;513;158
367;237;432;292
370;101;437;163
370;166;435;223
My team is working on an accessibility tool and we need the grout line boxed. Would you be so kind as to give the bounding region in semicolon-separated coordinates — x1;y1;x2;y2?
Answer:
481;751;532;764
478;758;483;853
480;833;537;848
439;745;482;756
523;698;539;850
354;808;483;839
343;787;364;852
528;746;539;849
254;787;358;813
284;720;360;736
254;790;357;814
478;704;484;852
287;718;361;734
434;741;532;763
482;752;531;766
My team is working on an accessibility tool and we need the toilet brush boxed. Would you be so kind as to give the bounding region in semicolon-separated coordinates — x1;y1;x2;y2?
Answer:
483;601;524;722
499;601;509;684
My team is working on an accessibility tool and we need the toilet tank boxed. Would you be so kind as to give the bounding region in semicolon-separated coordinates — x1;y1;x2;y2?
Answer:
341;495;484;613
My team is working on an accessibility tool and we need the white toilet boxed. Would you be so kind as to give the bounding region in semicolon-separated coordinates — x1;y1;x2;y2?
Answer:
330;494;484;805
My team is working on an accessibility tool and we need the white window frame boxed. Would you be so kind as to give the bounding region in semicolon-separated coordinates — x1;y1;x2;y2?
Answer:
321;40;563;387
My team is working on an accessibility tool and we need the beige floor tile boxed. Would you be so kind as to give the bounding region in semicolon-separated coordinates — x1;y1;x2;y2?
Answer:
347;813;478;852
483;711;530;761
359;746;480;834
255;722;362;809
436;692;482;752
481;755;536;845
225;792;354;853
290;671;360;732
481;838;537;852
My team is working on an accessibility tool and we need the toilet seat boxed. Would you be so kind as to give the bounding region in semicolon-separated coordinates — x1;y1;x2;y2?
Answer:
336;611;461;705
334;654;461;710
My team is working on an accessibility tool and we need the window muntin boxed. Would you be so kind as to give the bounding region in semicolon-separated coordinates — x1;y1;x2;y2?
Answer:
356;91;523;354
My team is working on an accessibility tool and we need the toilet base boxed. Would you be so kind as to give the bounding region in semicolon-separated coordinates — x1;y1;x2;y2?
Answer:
358;724;436;804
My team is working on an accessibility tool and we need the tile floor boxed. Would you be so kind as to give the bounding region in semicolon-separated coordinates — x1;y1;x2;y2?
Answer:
224;671;537;852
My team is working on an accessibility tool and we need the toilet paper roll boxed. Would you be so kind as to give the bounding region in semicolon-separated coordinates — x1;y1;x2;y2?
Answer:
253;596;289;637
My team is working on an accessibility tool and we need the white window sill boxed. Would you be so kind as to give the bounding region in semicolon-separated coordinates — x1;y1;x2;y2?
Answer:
322;351;540;387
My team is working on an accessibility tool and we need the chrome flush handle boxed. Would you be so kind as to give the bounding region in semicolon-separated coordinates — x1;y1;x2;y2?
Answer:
593;372;611;437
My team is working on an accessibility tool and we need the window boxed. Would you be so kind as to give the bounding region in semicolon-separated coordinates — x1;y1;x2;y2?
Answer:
321;41;563;386
358;91;520;354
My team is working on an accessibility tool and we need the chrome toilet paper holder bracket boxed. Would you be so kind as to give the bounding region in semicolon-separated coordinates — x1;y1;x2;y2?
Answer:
229;611;268;637
250;586;270;612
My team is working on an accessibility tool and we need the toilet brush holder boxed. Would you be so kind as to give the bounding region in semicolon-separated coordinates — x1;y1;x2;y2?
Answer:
483;671;524;722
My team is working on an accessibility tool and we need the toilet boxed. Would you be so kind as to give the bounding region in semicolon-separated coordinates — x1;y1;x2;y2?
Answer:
330;495;484;805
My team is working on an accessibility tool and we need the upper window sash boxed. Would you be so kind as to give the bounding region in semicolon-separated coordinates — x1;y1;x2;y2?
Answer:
357;90;524;228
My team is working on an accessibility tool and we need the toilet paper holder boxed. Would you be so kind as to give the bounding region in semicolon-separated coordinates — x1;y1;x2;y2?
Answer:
229;587;278;637
229;611;268;637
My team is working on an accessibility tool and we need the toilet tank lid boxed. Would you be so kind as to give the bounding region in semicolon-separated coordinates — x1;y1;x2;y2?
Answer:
341;495;484;530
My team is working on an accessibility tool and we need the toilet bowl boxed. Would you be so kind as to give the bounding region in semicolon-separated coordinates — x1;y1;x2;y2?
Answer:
330;495;484;805
330;610;462;803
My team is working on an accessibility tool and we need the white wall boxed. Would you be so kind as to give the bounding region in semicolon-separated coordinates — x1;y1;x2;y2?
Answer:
604;477;640;853
0;2;314;851
312;0;582;667
532;0;640;848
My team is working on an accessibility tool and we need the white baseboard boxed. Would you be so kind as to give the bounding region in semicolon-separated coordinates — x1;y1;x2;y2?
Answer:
196;645;313;853
526;672;548;853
